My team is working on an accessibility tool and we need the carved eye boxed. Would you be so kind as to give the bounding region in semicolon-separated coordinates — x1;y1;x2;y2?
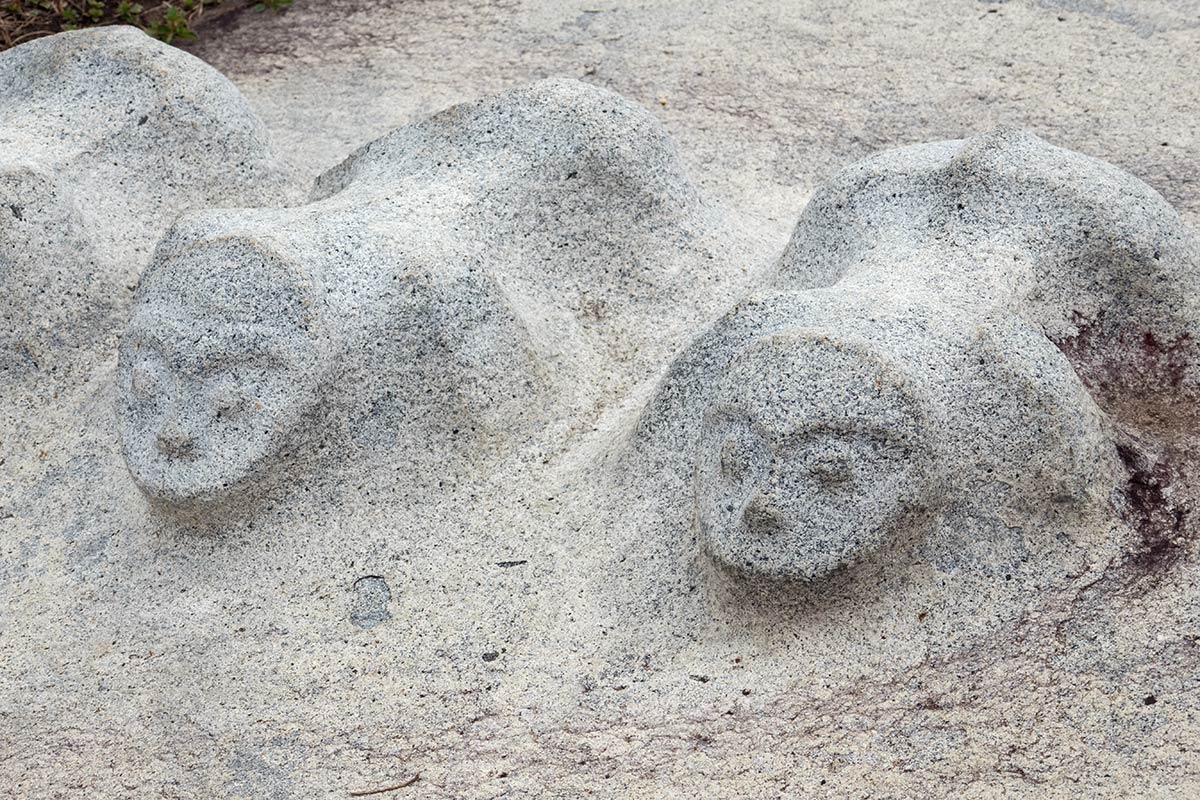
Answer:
720;437;749;480
806;451;853;488
130;361;162;400
212;383;251;419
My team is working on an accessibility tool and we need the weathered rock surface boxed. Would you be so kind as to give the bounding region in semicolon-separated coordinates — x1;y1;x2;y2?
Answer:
3;6;1200;799
636;127;1197;584
116;78;768;506
0;26;286;400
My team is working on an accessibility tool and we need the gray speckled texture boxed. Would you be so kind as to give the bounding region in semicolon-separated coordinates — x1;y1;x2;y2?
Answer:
0;27;287;401
3;4;1200;799
116;78;768;507
658;127;1195;583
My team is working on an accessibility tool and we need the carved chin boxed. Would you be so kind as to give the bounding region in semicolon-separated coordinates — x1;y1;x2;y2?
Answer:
123;435;280;507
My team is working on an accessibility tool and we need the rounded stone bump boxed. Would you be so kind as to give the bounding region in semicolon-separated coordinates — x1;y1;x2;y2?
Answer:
117;236;331;506
693;331;938;582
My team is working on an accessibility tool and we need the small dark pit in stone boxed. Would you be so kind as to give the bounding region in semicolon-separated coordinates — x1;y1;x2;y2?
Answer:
137;115;149;126
482;651;500;662
1144;694;1157;705
8;204;22;220
349;575;392;629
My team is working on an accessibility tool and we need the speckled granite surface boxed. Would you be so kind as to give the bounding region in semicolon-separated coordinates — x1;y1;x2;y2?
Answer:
3;3;1199;797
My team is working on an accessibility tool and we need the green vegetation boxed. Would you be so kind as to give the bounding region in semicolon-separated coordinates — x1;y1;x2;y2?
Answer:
0;0;293;50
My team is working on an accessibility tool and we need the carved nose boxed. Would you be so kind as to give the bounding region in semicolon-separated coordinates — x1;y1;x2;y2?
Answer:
156;423;195;460
742;491;783;533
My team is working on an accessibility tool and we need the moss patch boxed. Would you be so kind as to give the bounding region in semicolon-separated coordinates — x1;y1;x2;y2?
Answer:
1;0;291;50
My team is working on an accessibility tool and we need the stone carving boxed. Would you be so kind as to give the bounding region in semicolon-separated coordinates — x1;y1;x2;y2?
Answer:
0;26;284;391
2;21;1198;793
117;78;767;506
639;127;1197;582
117;236;331;505
693;330;943;581
779;127;1200;428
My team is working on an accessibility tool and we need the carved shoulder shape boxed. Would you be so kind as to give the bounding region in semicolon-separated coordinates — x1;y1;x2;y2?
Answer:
641;128;1196;586
0;27;284;388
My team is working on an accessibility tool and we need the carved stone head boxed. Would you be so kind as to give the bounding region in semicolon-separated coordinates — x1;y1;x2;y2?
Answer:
694;331;941;581
117;238;331;506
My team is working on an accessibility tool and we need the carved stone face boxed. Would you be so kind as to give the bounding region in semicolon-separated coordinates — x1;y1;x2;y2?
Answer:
117;241;326;505
694;333;937;581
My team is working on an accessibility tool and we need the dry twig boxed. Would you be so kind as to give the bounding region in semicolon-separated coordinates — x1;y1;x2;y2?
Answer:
348;774;421;797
